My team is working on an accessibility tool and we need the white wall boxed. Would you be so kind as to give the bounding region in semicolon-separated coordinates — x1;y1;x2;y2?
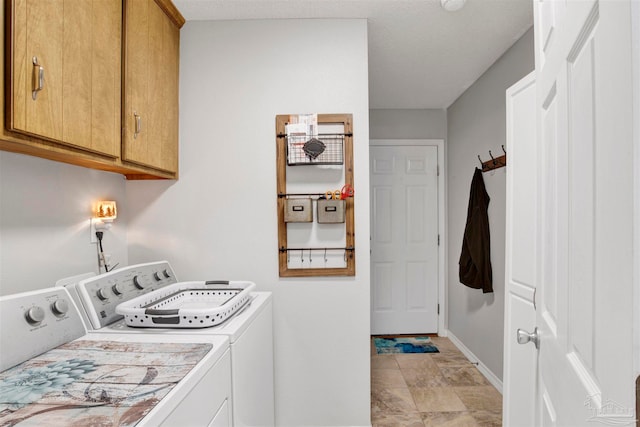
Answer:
632;0;640;381
126;19;371;427
446;27;533;381
0;152;128;295
370;109;447;139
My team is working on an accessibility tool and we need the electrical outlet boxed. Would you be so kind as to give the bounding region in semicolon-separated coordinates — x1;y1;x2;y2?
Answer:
90;219;97;243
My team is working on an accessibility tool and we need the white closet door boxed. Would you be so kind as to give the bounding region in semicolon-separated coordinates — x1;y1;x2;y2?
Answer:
370;144;439;334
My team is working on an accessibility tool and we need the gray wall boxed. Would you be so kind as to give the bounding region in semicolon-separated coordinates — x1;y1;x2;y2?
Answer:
446;27;534;381
370;109;447;139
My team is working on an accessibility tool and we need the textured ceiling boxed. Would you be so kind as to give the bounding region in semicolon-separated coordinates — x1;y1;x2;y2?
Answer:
173;0;534;109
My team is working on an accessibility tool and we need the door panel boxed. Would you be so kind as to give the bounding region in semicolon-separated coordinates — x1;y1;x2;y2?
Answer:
63;2;92;147
10;0;119;155
371;145;438;335
406;262;427;309
406;186;427;242
372;263;393;311
532;0;635;425
63;0;120;156
21;0;63;140
124;0;180;172
123;0;150;165
372;186;392;243
503;71;537;427
567;29;596;371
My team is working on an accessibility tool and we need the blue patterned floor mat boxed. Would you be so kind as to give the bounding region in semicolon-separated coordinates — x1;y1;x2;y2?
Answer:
373;336;439;354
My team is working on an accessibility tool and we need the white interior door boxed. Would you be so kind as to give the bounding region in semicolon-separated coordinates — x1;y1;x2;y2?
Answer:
503;71;537;427
529;0;636;425
370;144;439;335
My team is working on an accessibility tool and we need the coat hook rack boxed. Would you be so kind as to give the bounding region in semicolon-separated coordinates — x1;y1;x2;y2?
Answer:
478;147;507;172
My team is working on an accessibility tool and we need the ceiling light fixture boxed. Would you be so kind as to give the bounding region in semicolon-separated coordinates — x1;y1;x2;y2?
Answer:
440;0;466;12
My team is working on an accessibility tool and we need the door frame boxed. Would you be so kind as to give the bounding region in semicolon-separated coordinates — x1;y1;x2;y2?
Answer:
632;0;640;380
369;139;446;335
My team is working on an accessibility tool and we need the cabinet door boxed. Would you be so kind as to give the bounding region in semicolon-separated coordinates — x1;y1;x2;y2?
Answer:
8;0;121;157
62;0;121;156
123;0;180;173
10;0;63;141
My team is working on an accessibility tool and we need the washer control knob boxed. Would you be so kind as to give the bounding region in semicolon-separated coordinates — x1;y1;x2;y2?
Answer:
153;272;161;281
96;288;109;301
112;283;124;295
133;275;144;289
163;269;171;278
25;306;45;325
51;299;69;316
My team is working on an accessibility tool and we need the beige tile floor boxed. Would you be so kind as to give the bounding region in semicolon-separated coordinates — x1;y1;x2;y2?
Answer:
371;336;503;427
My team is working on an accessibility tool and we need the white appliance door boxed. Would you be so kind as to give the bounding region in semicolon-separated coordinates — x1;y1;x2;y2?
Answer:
532;0;635;425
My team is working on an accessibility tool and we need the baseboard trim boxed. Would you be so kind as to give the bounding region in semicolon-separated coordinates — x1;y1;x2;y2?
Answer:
445;330;504;394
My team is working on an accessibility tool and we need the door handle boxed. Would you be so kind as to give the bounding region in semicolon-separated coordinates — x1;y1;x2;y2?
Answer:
32;56;44;100
133;111;141;139
517;327;540;349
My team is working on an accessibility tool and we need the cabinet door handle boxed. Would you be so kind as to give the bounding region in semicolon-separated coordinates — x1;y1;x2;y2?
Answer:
32;56;44;100
134;112;142;139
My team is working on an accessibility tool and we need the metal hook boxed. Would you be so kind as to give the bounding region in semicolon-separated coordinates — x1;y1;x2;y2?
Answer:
301;249;304;264
324;248;328;265
309;249;312;265
478;155;483;167
502;145;506;155
489;150;496;165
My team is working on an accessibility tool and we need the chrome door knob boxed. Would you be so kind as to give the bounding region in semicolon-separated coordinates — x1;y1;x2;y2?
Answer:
517;327;540;349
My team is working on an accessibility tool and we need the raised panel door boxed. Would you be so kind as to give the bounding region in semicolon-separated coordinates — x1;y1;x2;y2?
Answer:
531;0;636;425
370;145;439;334
503;71;537;427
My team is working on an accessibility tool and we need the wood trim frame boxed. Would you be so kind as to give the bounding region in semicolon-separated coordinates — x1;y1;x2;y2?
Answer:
276;113;355;277
153;0;185;28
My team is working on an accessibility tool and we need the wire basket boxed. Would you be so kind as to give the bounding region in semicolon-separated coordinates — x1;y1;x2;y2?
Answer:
287;134;344;165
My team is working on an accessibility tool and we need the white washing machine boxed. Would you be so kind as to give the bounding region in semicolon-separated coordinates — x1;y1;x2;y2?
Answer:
61;261;275;427
0;286;232;426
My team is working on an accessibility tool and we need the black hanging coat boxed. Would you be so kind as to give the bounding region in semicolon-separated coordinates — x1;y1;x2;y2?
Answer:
459;167;493;293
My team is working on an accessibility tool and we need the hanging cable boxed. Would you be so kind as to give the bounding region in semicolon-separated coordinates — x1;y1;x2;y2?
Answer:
95;231;118;273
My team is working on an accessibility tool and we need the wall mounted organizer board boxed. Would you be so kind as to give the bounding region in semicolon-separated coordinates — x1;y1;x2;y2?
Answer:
276;114;355;277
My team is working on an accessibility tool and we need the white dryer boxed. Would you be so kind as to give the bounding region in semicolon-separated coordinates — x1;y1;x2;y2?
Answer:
0;287;232;426
62;261;275;427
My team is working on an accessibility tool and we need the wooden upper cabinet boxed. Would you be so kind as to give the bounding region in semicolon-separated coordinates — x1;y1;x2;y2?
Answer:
6;0;121;157
122;0;183;174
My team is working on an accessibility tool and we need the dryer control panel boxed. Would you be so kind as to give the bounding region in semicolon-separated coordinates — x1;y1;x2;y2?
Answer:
76;261;177;330
0;287;85;372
